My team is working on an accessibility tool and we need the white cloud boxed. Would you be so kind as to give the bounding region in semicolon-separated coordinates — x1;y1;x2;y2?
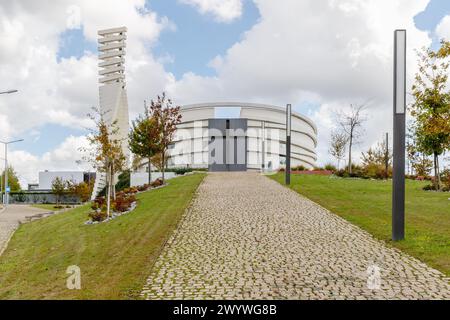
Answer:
0;0;176;186
170;0;432;166
180;0;243;22
0;0;437;186
9;136;91;188
436;15;450;40
0;0;173;138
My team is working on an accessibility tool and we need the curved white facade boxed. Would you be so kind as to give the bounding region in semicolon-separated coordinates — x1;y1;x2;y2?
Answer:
168;103;317;171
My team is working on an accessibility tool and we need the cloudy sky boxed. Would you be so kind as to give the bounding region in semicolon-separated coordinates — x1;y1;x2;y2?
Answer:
0;0;449;187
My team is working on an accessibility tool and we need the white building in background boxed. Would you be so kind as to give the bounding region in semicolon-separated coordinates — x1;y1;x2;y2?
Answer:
38;171;95;190
91;27;130;198
165;103;317;172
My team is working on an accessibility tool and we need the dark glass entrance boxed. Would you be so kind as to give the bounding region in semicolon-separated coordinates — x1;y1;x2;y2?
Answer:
208;119;247;172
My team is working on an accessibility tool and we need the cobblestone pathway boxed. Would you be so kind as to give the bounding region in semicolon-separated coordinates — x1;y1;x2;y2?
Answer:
142;173;450;300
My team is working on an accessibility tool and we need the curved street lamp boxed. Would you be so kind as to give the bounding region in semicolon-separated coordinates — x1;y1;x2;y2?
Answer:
0;90;18;95
0;139;24;206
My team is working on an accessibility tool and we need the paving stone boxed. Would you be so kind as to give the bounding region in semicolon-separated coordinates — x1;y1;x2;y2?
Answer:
141;173;450;300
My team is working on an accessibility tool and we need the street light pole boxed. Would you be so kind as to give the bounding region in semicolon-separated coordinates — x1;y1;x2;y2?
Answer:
4;143;7;206
0;157;3;202
392;29;407;241
0;139;24;206
0;90;18;95
0;89;21;206
286;104;292;185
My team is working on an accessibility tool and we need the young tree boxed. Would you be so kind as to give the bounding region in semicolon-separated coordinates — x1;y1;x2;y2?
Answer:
68;181;93;203
81;108;127;218
329;131;347;170
411;40;450;190
149;93;182;183
361;140;392;179
337;104;367;174
407;140;433;177
1;166;21;192
361;140;392;166
151;151;170;172
51;177;66;206
129;104;161;185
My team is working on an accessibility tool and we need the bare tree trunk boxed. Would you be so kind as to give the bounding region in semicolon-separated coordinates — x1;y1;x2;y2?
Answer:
148;158;152;185
437;155;441;189
162;152;165;183
111;174;114;201
348;134;353;174
106;165;111;218
111;163;116;201
434;153;441;190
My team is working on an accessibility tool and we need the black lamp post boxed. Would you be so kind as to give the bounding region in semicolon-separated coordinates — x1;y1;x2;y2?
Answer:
392;29;407;241
286;104;292;185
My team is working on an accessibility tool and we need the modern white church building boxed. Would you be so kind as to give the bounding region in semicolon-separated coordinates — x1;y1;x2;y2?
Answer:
167;103;317;172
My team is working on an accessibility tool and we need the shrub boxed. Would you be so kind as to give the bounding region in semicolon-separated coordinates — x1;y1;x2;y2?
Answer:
88;210;107;222
114;196;131;212
137;185;148;192
91;196;107;211
70;182;93;203
292;165;306;171
129;193;136;201
441;169;450;191
129;187;139;194
335;169;349;178
115;170;130;192
324;164;337;172
165;167;193;175
362;163;388;180
278;168;285;173
151;178;164;188
423;184;438;191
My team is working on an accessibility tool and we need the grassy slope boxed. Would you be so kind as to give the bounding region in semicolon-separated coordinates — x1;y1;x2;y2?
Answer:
270;174;450;276
31;204;61;211
0;173;205;300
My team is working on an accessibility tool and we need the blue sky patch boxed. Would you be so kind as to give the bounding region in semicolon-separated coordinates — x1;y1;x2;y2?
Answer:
57;27;97;62
147;0;260;79
17;124;85;157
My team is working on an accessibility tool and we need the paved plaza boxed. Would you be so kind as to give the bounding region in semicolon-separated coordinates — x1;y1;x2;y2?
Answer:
142;172;450;300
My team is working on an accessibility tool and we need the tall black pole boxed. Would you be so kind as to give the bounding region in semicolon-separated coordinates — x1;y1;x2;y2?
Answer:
286;104;292;185
392;30;406;241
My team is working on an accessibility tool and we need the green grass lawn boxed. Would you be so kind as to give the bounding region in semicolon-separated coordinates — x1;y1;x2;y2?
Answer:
270;173;450;276
0;173;205;300
31;204;68;211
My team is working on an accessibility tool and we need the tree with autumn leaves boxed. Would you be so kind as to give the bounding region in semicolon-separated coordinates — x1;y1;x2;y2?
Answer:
129;93;182;184
129;103;160;185
82;107;127;218
411;40;450;190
